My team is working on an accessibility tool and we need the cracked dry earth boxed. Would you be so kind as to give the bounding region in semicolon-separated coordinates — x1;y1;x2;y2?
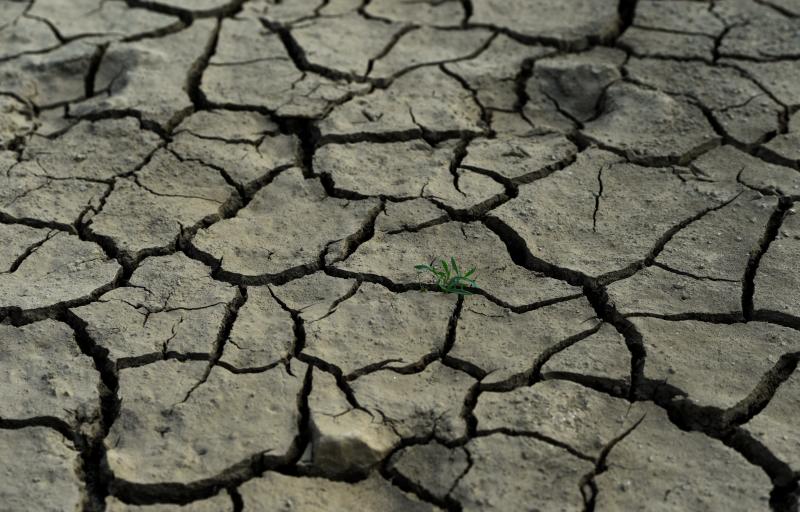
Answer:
2;0;800;511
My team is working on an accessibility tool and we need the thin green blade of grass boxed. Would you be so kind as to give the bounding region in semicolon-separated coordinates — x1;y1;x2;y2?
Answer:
415;257;479;295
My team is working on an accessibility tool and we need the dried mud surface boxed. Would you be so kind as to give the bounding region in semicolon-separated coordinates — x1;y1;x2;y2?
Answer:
1;0;799;510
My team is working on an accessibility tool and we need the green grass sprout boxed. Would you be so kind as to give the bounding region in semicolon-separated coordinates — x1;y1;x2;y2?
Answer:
415;257;479;295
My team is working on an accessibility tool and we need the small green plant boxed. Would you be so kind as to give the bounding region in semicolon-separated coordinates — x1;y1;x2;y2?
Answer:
415;257;479;295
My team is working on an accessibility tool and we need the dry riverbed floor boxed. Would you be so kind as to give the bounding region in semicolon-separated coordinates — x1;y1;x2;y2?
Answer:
1;0;800;510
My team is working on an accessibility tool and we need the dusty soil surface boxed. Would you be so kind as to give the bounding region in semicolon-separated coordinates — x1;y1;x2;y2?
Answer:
1;0;799;510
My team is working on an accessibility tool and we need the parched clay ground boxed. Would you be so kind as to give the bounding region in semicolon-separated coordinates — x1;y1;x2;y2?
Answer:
1;0;799;510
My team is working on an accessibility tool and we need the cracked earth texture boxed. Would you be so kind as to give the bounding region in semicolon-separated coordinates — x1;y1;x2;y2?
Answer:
0;0;799;510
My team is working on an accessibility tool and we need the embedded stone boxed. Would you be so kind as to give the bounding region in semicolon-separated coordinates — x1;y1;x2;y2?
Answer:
308;370;399;476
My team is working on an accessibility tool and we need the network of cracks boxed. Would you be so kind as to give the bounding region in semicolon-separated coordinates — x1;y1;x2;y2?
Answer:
1;0;800;510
